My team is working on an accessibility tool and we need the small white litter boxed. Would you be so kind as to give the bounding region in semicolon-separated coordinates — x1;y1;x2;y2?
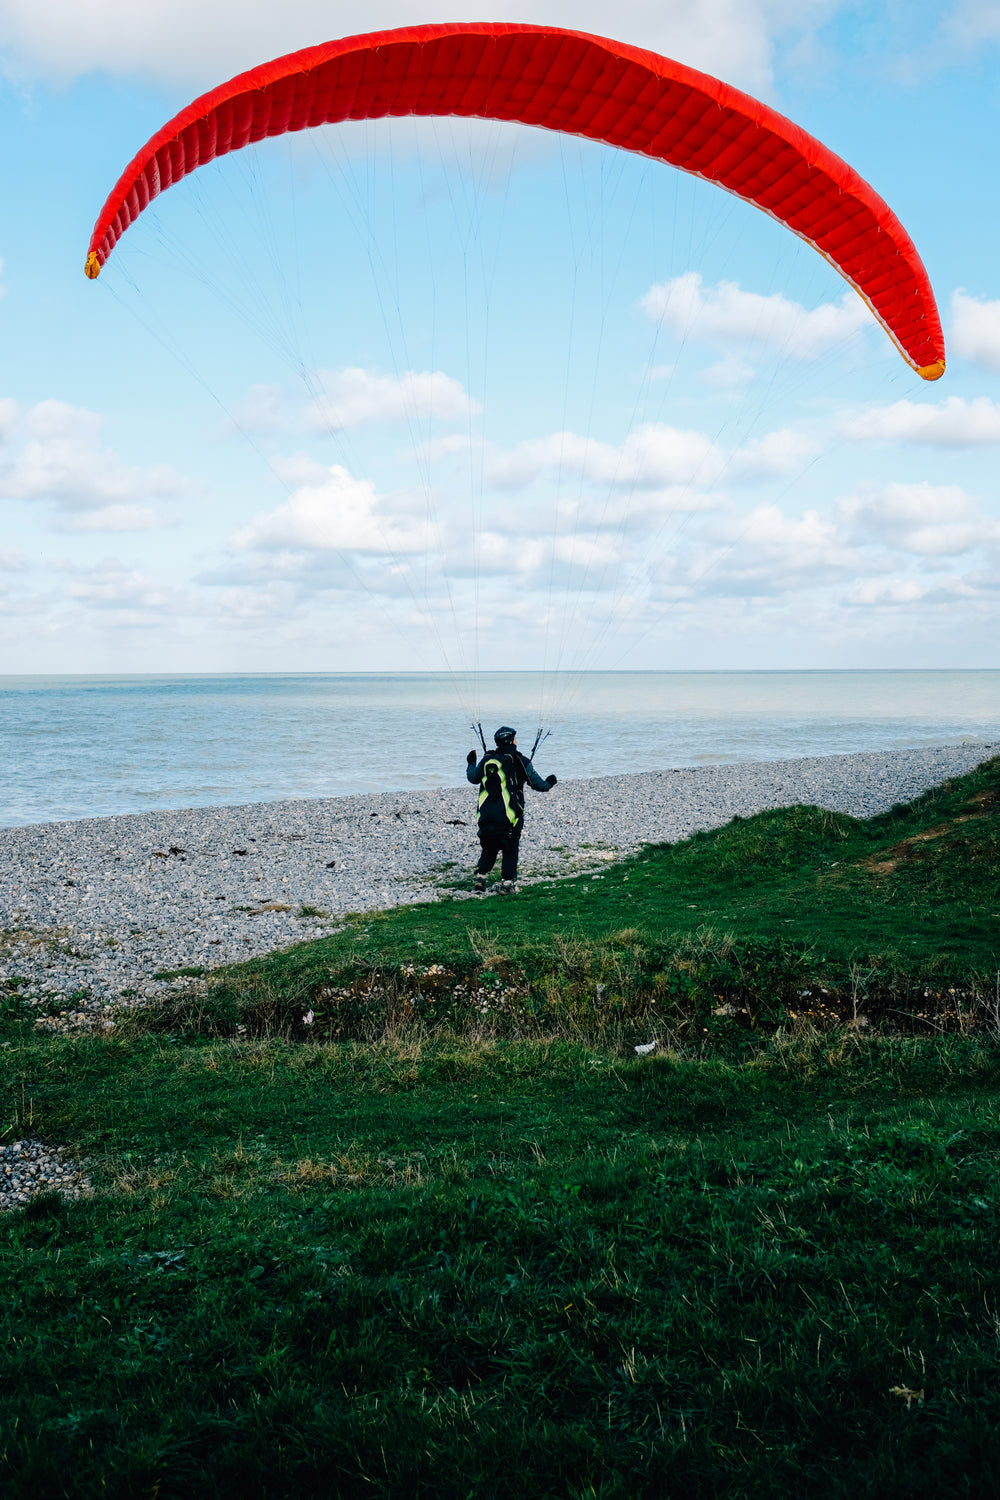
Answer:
634;1041;657;1056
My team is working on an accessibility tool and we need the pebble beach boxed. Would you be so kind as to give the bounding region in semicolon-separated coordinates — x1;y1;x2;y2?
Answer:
1;743;994;1020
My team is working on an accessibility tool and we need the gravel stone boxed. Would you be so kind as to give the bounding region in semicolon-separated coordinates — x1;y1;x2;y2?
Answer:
0;1138;92;1212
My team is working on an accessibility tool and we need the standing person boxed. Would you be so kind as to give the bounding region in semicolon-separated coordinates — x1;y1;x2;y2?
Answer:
466;726;556;894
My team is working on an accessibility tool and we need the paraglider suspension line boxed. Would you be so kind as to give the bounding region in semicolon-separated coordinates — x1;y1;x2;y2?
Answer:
530;727;551;760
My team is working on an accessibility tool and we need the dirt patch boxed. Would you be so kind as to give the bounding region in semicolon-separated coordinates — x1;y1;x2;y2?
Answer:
862;787;998;876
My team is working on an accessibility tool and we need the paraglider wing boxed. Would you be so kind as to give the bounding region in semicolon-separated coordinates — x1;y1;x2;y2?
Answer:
85;22;945;378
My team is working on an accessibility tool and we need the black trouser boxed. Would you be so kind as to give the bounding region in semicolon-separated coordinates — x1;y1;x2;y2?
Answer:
477;824;521;881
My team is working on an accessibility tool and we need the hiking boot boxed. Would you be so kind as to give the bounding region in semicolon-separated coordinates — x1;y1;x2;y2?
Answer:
474;873;486;894
500;879;516;895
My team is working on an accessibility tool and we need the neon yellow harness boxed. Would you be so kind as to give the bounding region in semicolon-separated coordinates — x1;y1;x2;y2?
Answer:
478;753;520;830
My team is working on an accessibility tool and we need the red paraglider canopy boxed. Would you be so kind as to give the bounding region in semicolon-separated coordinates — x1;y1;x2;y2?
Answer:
85;21;945;378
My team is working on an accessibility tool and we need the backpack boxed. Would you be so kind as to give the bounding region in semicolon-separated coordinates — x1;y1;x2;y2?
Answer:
478;750;522;831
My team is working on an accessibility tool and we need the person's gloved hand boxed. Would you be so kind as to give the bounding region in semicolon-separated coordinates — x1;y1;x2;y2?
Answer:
546;774;557;787
467;750;478;765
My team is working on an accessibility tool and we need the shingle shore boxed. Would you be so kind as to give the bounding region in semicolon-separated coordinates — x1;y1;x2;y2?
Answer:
1;744;993;1021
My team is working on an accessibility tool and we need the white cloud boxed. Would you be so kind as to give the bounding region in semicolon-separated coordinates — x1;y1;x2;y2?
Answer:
231;369;476;436
472;532;551;579
303;368;476;433
59;559;172;612
486;424;726;490
943;1;1000;46
0;398;19;444
406;433;474;465
845;577;931;607
0;1;841;96
950;289;1000;373
0;580;47;619
207;581;301;621
640;272;872;358
23;402;101;444
230;384;287;434
717;502;856;583
233;461;436;554
648;479;1000;607
731;427;817;478
841;396;1000;446
478;419;813;495
446;525;627;586
648;510;856;602
52;505;171;533
837;482;997;557
413;416;814;508
0;399;185;524
552;533;615;570
699;356;756;388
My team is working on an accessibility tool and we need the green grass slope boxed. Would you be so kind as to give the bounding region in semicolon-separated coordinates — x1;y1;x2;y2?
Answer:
1;756;998;1497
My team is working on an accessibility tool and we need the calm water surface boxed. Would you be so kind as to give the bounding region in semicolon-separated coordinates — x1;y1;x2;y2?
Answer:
0;671;997;827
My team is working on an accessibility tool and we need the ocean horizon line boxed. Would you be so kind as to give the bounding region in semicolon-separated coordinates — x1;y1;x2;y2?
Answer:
2;667;997;680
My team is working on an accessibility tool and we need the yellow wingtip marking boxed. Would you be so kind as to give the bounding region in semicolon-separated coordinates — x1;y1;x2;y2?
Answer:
84;252;101;280
918;359;945;381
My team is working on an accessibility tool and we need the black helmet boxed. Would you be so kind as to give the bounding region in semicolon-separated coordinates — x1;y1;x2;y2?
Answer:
494;725;517;745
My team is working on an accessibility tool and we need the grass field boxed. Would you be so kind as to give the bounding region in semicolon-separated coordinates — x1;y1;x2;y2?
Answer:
1;757;998;1497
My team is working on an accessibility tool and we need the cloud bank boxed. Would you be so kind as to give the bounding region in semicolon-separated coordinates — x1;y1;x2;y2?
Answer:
0;0;844;96
0;400;185;531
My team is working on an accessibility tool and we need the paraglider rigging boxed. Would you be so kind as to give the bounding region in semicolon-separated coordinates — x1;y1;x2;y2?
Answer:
85;21;946;746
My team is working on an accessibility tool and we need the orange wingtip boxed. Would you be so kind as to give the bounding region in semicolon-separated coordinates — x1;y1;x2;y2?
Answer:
84;251;102;279
918;359;945;380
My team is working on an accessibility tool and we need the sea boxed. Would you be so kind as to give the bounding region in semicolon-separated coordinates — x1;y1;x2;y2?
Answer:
1;671;997;829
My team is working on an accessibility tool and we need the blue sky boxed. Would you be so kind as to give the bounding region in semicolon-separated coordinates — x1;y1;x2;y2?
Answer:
1;0;1000;677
